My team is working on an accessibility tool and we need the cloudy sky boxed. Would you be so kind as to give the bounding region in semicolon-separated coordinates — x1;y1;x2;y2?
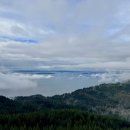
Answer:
0;0;130;71
1;0;130;96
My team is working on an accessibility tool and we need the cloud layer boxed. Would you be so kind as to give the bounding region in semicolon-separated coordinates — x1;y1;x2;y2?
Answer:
0;0;130;70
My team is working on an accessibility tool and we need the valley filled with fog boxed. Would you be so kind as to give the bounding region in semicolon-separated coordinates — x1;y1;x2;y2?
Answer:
0;70;130;97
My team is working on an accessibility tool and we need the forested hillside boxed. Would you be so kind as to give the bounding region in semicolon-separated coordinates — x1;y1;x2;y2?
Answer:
1;82;130;129
12;82;130;119
1;82;130;118
0;109;130;130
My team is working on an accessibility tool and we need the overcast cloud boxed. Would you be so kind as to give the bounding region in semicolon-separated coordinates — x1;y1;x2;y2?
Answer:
0;0;130;95
0;0;130;70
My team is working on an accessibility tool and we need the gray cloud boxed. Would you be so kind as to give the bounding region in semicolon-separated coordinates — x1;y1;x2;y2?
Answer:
0;0;130;70
0;72;37;91
0;69;56;96
94;71;130;84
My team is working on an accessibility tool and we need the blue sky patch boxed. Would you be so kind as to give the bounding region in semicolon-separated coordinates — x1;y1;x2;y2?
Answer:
0;35;39;44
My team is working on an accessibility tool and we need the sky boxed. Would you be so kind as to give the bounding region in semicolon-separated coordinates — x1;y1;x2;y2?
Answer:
0;0;130;70
1;0;130;96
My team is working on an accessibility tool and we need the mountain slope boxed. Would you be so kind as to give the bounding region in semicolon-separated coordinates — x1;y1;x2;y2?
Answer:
0;96;18;113
1;82;130;119
50;82;130;118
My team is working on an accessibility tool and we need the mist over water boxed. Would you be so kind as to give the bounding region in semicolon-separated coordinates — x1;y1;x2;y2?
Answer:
0;70;130;97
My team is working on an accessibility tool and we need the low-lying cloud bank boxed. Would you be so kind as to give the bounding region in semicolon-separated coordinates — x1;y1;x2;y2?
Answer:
14;73;54;80
0;70;130;97
0;71;56;96
0;72;37;89
91;71;130;84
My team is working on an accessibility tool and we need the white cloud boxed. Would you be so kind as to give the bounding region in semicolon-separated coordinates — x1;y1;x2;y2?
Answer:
14;73;54;79
0;0;130;70
91;71;130;84
0;72;37;89
0;18;54;41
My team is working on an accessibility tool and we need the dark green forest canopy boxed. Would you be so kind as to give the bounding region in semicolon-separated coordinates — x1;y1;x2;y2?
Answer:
0;109;130;130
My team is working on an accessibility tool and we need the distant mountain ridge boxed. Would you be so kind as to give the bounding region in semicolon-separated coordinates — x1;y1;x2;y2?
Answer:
1;82;130;119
